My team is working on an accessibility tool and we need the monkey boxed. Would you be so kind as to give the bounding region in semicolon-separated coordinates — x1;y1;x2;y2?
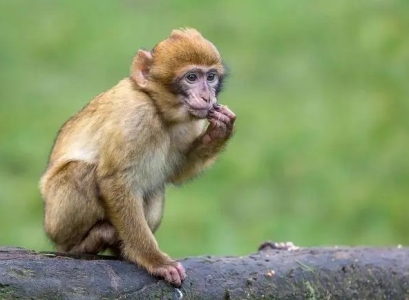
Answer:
39;28;235;286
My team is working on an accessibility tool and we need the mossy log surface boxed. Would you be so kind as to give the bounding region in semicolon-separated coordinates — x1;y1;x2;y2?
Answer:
0;246;408;300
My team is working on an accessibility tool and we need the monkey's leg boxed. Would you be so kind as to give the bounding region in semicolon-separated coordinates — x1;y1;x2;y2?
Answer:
98;177;185;286
68;221;119;254
43;161;106;253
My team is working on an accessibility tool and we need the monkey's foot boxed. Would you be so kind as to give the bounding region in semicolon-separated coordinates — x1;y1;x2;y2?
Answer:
151;261;186;287
258;241;300;252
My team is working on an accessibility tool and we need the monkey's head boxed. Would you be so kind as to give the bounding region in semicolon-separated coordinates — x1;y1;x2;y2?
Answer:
131;28;225;122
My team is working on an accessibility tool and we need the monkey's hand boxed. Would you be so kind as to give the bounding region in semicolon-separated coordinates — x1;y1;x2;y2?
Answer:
148;259;186;287
170;104;235;185
203;104;236;145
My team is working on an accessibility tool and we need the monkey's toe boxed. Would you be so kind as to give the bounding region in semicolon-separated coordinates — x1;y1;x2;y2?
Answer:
151;262;186;287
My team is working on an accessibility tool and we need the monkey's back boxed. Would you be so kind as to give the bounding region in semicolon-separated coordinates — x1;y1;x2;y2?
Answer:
40;78;161;188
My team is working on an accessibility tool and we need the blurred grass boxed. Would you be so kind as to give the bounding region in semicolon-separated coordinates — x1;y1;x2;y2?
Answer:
0;0;408;257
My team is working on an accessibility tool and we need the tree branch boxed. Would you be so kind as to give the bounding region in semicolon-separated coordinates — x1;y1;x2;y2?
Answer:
0;245;408;299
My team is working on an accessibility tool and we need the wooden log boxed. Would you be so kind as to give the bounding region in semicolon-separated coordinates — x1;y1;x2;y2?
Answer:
0;245;408;299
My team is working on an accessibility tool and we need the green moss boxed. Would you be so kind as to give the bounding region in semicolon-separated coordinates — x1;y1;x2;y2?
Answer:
0;285;15;300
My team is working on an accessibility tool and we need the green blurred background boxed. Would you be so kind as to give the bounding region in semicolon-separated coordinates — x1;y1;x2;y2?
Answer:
0;0;408;258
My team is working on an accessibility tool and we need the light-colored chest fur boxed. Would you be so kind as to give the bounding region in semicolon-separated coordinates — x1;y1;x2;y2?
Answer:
135;119;206;191
166;119;206;174
168;119;206;154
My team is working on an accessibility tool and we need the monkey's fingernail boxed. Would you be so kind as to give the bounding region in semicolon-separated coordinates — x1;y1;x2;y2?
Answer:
213;103;220;109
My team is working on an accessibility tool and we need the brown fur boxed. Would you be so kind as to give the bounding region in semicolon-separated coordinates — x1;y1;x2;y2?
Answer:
40;28;235;286
150;28;224;85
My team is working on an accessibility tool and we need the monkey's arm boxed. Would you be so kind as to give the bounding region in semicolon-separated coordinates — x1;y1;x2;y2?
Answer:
171;105;235;184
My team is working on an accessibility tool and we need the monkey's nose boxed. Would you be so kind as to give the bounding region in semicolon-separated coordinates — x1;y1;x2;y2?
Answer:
200;91;211;103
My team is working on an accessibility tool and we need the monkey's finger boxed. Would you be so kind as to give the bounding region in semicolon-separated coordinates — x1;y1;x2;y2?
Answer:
216;120;233;137
208;122;228;140
168;266;182;286
175;262;186;280
209;113;234;135
210;108;236;130
207;117;218;127
218;105;236;124
208;118;226;131
153;266;174;285
208;110;231;125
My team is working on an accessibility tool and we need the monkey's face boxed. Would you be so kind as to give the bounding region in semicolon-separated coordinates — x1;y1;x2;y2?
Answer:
174;66;223;119
131;28;226;122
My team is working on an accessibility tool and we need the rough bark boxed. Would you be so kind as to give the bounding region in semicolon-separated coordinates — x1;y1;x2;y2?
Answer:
0;245;408;300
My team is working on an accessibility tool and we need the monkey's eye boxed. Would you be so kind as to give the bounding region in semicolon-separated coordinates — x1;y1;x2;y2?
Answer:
185;73;198;83
207;73;218;83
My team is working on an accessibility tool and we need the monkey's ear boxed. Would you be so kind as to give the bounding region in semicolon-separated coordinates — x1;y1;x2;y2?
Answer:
131;50;153;87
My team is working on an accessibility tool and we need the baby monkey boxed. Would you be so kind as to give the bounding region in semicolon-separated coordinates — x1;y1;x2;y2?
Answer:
40;28;235;286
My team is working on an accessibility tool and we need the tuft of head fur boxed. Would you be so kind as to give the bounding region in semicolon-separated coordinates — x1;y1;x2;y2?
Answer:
149;28;224;85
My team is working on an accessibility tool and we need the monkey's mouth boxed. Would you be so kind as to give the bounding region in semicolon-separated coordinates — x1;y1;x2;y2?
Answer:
188;107;210;119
